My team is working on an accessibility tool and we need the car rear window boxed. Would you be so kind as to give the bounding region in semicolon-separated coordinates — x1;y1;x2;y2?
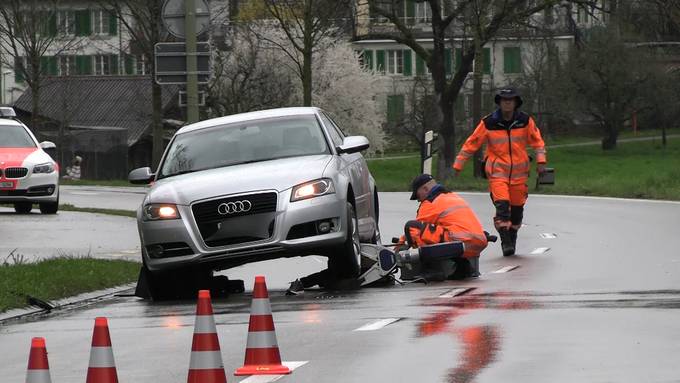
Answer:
0;124;36;148
159;115;330;178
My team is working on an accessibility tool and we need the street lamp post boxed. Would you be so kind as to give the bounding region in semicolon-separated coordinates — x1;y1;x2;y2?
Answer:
1;70;12;105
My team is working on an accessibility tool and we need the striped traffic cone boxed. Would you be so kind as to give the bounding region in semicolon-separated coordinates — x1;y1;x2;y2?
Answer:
187;290;227;383
26;337;52;383
234;276;291;376
86;317;119;383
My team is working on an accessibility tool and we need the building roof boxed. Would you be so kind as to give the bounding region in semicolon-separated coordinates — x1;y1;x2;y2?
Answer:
14;76;179;145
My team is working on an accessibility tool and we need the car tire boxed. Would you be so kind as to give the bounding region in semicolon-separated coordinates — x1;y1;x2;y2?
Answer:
14;202;32;214
329;202;361;278
39;194;59;214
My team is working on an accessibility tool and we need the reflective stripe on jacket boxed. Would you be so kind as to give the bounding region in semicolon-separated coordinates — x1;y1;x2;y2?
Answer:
453;110;546;185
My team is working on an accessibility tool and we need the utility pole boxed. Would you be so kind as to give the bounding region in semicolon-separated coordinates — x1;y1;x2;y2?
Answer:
185;0;199;123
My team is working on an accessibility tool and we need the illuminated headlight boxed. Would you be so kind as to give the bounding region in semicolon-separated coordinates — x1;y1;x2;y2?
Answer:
291;178;335;202
33;163;55;174
143;204;180;221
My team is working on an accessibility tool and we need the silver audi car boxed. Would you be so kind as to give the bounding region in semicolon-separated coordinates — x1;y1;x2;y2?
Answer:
130;107;380;297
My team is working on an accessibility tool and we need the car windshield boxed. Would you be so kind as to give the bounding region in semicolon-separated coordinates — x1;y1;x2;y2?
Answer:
159;115;330;179
0;124;36;148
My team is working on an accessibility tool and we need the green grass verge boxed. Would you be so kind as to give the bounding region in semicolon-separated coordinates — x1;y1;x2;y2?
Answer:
60;179;135;187
368;136;680;200
0;257;140;313
59;204;136;218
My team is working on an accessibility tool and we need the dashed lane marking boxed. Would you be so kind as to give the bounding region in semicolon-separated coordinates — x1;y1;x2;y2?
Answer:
492;265;520;273
438;287;474;298
238;361;308;382
539;233;557;239
530;247;551;254
353;318;401;331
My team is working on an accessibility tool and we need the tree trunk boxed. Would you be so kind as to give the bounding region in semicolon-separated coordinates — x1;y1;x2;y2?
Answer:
662;124;667;147
472;40;484;178
151;79;164;168
302;0;313;106
601;121;618;150
31;84;40;136
437;90;456;179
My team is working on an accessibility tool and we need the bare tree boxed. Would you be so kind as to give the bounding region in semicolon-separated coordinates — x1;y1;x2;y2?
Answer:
240;0;352;106
360;0;599;178
0;0;81;134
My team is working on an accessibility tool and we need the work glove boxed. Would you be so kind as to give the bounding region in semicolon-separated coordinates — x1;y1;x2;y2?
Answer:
537;164;546;174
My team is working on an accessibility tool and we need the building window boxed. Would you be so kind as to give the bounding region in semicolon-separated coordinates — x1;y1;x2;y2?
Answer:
361;50;374;71
386;50;403;75
503;47;522;74
58;10;76;35
58;55;76;76
136;55;148;75
94;55;119;75
387;94;405;125
15;57;25;83
415;2;431;24
92;9;116;35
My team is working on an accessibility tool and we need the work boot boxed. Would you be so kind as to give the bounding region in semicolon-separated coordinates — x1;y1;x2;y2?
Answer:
509;228;518;252
285;279;304;296
499;229;515;256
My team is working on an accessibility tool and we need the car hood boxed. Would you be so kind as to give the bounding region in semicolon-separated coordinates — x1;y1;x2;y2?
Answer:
0;148;53;168
147;154;333;205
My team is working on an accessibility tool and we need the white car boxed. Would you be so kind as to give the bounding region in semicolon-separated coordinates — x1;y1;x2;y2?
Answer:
0;107;59;214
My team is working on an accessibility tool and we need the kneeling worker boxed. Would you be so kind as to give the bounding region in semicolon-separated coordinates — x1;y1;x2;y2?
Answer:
395;174;488;280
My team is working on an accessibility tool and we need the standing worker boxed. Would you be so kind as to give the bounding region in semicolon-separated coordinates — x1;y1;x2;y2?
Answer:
453;87;547;256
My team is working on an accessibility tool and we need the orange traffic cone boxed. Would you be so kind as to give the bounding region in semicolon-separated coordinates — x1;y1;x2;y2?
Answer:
234;276;291;376
26;337;52;383
86;317;119;383
187;290;227;383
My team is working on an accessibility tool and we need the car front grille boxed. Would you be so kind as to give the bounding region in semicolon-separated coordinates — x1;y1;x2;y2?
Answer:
192;192;278;247
3;167;28;178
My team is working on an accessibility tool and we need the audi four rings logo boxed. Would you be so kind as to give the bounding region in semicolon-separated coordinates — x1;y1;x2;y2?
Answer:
217;200;252;215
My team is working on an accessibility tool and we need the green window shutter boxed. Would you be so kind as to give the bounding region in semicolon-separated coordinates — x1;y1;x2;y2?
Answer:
406;0;415;24
387;95;405;124
403;50;412;76
75;9;91;36
108;11;117;35
364;50;374;70
483;48;491;74
40;56;49;75
124;55;134;74
76;55;92;75
110;55;119;75
14;57;24;83
48;56;58;75
48;12;57;36
503;47;521;73
444;48;452;75
416;54;425;75
455;48;463;71
376;50;385;73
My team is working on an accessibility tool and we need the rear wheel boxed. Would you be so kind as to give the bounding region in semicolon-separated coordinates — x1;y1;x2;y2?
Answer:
329;202;361;279
14;202;32;214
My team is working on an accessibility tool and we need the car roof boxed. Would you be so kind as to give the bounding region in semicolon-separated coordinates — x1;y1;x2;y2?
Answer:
0;118;26;127
176;107;323;135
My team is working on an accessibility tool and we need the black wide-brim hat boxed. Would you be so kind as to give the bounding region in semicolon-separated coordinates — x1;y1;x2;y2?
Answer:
494;87;523;108
410;174;434;200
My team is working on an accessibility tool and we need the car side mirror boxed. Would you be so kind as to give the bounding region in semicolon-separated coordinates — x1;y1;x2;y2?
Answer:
337;136;369;154
129;167;155;185
39;141;56;150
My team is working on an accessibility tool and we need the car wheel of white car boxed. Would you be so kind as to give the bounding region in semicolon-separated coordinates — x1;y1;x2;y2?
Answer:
14;202;32;214
330;202;361;278
39;194;59;214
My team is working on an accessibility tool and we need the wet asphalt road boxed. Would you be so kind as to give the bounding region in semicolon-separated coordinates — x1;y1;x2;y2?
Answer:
1;189;680;382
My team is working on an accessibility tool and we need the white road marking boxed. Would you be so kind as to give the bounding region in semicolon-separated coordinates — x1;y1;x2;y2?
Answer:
539;233;557;239
68;191;100;195
238;361;308;382
438;287;473;298
353;318;401;331
492;265;519;273
530;247;551;254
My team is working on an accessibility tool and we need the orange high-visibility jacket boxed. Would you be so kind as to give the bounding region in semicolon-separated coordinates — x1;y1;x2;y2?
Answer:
453;110;546;185
414;191;488;258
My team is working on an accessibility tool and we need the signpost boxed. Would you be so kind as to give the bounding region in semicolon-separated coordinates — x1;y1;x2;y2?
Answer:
159;0;211;124
154;42;211;84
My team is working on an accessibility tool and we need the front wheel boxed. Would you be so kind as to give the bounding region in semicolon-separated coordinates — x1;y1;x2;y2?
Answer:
14;202;32;214
329;202;361;279
40;196;59;214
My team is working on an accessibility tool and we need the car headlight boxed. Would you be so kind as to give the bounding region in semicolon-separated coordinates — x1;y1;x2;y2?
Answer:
291;178;335;202
143;204;181;221
33;162;55;174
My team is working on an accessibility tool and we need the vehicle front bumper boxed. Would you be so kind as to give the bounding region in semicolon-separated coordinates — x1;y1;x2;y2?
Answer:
138;190;348;272
0;171;59;203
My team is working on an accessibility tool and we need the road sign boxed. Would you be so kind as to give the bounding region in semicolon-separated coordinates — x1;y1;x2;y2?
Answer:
154;42;211;85
162;0;210;39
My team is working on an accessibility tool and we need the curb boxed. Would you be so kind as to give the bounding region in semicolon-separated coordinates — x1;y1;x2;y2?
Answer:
0;283;137;324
